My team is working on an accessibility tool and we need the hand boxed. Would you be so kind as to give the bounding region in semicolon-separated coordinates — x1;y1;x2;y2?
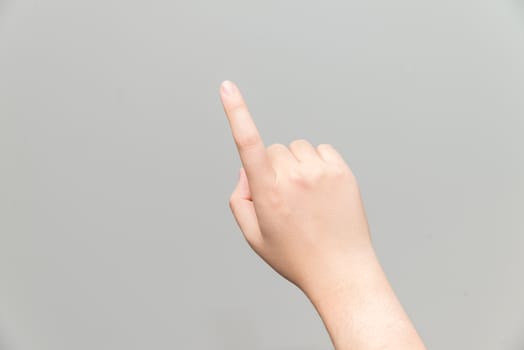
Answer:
219;80;427;350
219;80;373;293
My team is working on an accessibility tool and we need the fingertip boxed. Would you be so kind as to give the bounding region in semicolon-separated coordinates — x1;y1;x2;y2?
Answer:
220;80;237;96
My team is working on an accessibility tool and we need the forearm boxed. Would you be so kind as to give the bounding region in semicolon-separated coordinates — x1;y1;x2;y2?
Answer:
302;245;427;350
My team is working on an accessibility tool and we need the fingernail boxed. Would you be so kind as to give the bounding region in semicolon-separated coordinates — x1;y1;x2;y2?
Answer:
221;80;236;96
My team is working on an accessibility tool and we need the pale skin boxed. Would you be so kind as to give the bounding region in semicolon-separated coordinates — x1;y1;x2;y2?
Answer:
220;80;428;350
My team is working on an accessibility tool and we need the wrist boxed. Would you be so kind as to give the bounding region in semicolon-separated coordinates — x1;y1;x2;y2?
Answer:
299;242;380;304
300;244;427;350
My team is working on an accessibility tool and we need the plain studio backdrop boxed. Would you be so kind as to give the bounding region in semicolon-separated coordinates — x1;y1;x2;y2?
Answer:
1;0;523;349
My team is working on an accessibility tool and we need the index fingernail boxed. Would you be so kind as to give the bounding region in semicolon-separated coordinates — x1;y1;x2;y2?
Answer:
221;80;236;96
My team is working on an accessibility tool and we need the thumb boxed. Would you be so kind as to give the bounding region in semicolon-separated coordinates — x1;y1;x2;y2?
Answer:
229;167;264;251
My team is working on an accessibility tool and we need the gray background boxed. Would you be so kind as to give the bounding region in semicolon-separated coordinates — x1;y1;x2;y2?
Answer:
1;0;523;349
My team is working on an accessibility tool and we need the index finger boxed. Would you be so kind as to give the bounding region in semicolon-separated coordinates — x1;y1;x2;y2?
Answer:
219;80;274;196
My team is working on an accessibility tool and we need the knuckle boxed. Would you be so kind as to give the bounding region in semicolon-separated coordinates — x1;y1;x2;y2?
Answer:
289;165;326;187
267;143;285;153
317;143;337;155
228;100;247;115
310;165;328;182
288;167;304;184
328;163;350;177
317;143;333;149
289;138;309;148
342;166;357;184
235;132;261;150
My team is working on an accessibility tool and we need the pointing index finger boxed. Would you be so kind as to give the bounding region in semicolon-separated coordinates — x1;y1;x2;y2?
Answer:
220;80;274;196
